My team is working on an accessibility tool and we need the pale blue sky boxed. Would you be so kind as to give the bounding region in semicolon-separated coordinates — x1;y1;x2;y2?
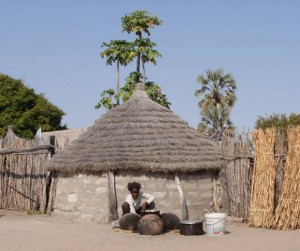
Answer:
1;1;300;131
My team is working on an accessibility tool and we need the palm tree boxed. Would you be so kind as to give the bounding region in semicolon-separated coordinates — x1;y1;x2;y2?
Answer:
121;10;162;82
195;68;237;139
195;68;237;110
100;40;134;97
198;105;234;141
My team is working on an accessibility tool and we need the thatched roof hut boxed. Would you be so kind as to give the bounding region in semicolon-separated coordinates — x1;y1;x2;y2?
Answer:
48;84;221;173
46;83;223;223
1;125;25;148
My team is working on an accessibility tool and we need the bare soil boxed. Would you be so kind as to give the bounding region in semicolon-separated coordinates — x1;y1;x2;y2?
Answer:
0;209;299;251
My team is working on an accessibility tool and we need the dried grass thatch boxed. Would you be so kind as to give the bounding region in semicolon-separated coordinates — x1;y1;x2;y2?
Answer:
1;125;26;148
274;132;287;207
46;83;222;174
273;127;300;230
249;128;276;228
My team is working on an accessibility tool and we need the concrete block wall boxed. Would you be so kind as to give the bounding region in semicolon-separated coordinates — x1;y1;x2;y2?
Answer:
179;173;214;219
53;170;215;223
115;171;182;218
54;172;108;223
116;171;213;220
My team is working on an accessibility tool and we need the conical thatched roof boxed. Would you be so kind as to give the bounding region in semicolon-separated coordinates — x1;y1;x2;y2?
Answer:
47;83;222;174
2;125;26;148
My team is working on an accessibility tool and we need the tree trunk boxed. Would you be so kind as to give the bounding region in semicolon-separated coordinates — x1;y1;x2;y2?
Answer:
142;60;146;84
116;61;120;105
136;33;142;83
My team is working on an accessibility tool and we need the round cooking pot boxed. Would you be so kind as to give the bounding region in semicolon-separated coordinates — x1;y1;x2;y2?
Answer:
179;220;204;235
139;209;160;217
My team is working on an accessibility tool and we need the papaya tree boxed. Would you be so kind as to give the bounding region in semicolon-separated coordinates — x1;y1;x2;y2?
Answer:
95;72;171;110
100;40;135;98
121;10;162;82
97;10;167;110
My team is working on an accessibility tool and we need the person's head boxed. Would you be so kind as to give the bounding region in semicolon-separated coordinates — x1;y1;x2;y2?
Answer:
127;182;141;199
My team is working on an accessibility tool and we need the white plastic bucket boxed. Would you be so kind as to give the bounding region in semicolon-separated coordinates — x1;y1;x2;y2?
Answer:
205;213;227;236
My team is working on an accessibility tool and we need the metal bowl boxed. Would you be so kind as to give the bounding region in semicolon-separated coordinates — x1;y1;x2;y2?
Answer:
179;220;204;235
140;209;160;217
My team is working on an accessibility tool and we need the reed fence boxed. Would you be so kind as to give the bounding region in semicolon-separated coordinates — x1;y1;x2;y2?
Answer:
248;129;276;228
273;127;300;230
242;127;300;230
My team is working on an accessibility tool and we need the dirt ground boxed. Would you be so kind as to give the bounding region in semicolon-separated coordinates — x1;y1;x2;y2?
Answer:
0;209;299;251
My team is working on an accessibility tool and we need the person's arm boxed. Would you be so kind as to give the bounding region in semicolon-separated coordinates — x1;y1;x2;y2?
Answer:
141;192;156;207
125;195;137;214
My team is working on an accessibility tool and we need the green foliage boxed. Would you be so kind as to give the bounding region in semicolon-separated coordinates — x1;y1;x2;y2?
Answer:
195;68;237;140
94;88;120;110
121;10;162;82
95;72;171;110
97;10;168;109
0;74;67;138
198;106;235;140
134;38;161;65
121;10;162;37
255;113;300;136
100;40;134;67
195;68;237;110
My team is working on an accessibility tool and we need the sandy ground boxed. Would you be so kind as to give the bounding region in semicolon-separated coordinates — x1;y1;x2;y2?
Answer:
0;209;299;251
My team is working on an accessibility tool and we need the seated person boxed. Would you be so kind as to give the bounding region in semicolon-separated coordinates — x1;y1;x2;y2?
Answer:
122;181;156;215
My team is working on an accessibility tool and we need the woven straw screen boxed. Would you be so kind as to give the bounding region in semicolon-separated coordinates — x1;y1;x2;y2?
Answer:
249;128;276;228
273;127;300;230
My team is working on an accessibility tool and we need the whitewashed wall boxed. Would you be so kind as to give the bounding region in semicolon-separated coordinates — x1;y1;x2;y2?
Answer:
53;172;108;222
53;170;215;223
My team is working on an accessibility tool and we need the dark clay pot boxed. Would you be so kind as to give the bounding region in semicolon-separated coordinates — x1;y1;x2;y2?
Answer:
139;209;160;217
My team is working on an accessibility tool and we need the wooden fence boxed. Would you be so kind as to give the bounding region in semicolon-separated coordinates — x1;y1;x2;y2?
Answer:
221;131;253;220
0;126;53;211
222;128;297;229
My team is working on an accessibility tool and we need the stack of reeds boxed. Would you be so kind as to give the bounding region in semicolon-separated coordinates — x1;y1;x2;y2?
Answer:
274;133;287;207
249;128;276;228
273;127;300;230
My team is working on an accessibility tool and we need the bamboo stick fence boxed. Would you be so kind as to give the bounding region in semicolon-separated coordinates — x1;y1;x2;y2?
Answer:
221;131;253;220
0;127;53;212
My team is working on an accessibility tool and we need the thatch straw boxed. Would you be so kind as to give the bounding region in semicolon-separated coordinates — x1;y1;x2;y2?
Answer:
273;127;300;230
46;83;222;174
249;128;276;228
274;132;287;208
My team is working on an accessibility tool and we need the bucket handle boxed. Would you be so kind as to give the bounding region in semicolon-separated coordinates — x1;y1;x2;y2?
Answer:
204;217;226;225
